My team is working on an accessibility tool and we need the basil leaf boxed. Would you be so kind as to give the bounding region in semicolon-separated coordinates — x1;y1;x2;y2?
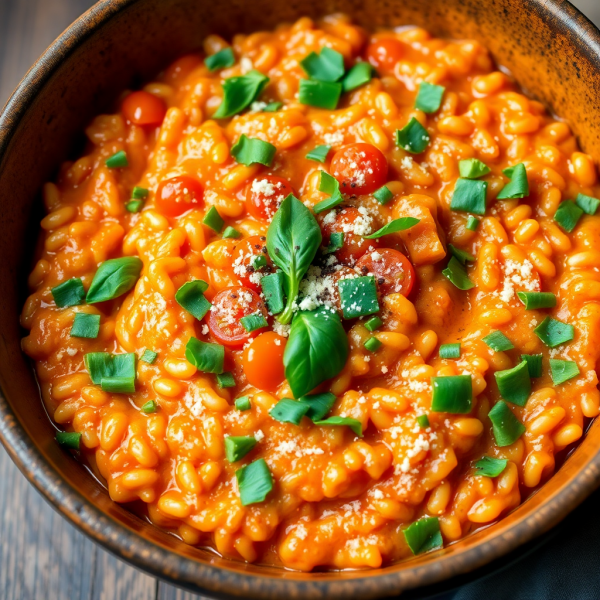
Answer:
86;257;143;303
298;79;342;110
300;47;345;82
175;280;211;320
56;431;82;450
51;278;85;308
235;458;273;505
70;313;100;339
269;398;309;425
313;416;363;437
266;195;322;324
554;200;584;233
575;193;600;215
442;256;475;290
141;349;157;364
185;337;224;373
84;352;136;393
395;117;430;154
283;308;349;398
363;217;419;239
403;517;443;555
205;47;235;71
306;145;331;163
414;82;445;113
342;62;373;92
314;171;344;213
448;243;475;264
231;134;276;166
297;392;337;421
225;436;257;462
214;70;269;119
474;456;507;478
549;359;580;385
497;163;529;199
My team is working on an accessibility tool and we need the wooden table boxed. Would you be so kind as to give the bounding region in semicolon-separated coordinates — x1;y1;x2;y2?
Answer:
1;1;600;599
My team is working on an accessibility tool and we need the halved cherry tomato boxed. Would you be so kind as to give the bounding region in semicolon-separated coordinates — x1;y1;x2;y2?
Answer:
320;207;380;265
245;175;294;221
155;175;204;217
356;248;416;297
207;286;268;347
330;143;388;195
242;331;287;391
232;236;274;292
122;91;167;126
366;38;406;71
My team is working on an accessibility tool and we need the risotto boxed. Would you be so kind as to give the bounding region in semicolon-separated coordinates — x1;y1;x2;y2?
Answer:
20;14;600;571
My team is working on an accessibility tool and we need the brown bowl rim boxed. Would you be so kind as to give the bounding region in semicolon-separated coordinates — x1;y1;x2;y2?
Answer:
2;0;600;598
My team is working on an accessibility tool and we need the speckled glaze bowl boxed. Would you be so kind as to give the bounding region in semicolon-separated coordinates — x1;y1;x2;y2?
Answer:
1;0;600;597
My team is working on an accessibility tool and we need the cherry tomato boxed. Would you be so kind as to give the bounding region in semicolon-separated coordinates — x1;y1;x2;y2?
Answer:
232;236;274;292
330;143;388;195
207;287;268;348
122;91;167;126
356;248;416;297
243;331;287;391
366;38;406;71
155;176;204;217
245;175;294;221
320;207;380;265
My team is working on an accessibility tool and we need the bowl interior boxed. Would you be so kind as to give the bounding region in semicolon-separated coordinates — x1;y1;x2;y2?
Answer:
1;0;600;597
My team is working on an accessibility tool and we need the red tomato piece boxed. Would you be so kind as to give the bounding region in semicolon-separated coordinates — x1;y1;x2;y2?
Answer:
366;38;406;71
122;91;167;126
320;206;380;265
330;143;388;195
207;287;268;348
245;175;294;221
356;248;416;297
155;175;204;217
242;331;287;391
232;236;274;292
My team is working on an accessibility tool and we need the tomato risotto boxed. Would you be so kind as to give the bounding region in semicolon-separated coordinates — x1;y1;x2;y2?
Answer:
21;14;600;571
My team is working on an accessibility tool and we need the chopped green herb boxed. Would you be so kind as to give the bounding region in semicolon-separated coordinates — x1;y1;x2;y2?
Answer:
231;134;276;167
364;336;382;352
306;145;331;163
263;102;283;112
140;349;158;364
373;185;394;205
214;70;269;119
448;243;475;265
466;215;480;231
324;231;344;254
517;291;557;310
403;517;443;555
297;392;336;421
141;400;158;414
222;226;241;239
105;150;128;168
84;352;136;387
51;278;85;308
575;193;600;215
363;217;419;239
202;206;225;233
395;117;430;154
251;254;268;270
298;79;342;110
240;312;268;332
269;398;309;425
70;313;100;339
337;275;380;319
488;400;526;447
175;280;211;321
225;436;257;462
86;257;143;304
300;47;345;82
521;354;543;378
205;47;235;71
364;316;383;332
185;337;224;374
101;376;135;394
549;359;580;385
442;256;475;290
131;186;149;199
414;82;445;113
313;416;363;437
235;396;251;411
439;343;461;359
236;458;273;505
459;158;491;179
497;163;529;199
483;331;515;352
216;371;236;388
416;414;430;429
431;375;472;414
56;431;82;450
261;272;285;315
554;200;584;233
474;456;508;478
534;316;574;348
125;200;143;213
314;171;344;213
342;62;373;92
495;360;531;407
450;178;488;215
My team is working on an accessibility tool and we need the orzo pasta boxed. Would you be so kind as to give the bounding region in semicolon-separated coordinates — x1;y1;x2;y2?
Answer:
21;14;600;571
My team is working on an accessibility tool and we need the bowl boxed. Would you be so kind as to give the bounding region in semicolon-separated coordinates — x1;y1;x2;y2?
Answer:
1;0;600;597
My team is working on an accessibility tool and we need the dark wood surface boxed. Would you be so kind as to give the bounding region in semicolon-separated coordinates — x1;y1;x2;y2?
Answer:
1;1;600;599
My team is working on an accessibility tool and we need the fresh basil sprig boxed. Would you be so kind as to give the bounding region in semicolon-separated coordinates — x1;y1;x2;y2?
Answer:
266;195;322;324
283;308;349;398
86;257;143;303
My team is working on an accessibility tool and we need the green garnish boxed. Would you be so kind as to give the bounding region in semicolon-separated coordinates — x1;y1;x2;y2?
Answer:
363;217;419;239
125;200;143;213
324;232;344;254
364;316;383;332
214;70;269;119
240;312;268;332
403;518;443;555
297;392;337;421
231;134;276;167
474;456;508;478
450;178;488;215
216;371;236;388
86;257;143;304
300;47;345;82
306;145;331;163
185;337;224;374
298;79;342;110
488;400;525;446
521;354;543;378
314;171;344;213
202;206;225;233
342;62;373;92
70;313;100;339
575;193;600;215
483;331;515;352
459;159;491;179
131;186;149;199
105;150;128;168
442;256;475;290
447;244;475;265
414;82;445;113
175;280;211;321
261;272;285;315
251;254;268;270
236;458;273;505
439;343;461;359
99;377;135;394
431;375;472;413
263;102;283;112
225;436;257;462
364;337;382;352
205;47;235;71
141;349;158;364
549;359;580;385
497;163;529;200
466;215;480;231
269;398;309;425
554;200;584;233
313;416;363;437
373;185;393;205
338;276;380;319
56;431;82;450
141;400;158;414
517;291;557;310
222;226;241;239
235;396;251;411
51;278;85;308
416;414;430;428
534;316;574;348
395;117;430;154
84;352;136;393
494;360;531;407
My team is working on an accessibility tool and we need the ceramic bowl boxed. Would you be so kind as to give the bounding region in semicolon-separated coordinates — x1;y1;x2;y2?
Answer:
1;0;600;597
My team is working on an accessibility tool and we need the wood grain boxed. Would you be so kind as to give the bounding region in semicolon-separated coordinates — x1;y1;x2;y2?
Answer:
1;1;599;599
